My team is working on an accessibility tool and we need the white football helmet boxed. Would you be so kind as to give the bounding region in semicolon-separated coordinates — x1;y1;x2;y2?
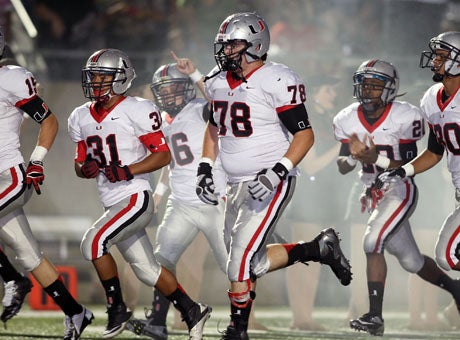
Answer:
150;63;196;116
353;59;399;110
214;12;270;72
82;48;136;102
420;31;460;80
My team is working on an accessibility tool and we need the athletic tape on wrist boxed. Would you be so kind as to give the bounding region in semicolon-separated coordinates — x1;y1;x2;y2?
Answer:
30;146;48;162
375;154;390;169
402;163;415;176
200;157;214;167
279;157;294;172
346;155;357;166
189;69;203;83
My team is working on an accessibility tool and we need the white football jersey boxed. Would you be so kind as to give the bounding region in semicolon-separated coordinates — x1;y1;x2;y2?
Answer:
205;62;304;182
0;65;38;172
68;96;163;207
420;83;460;190
333;101;425;187
161;98;226;204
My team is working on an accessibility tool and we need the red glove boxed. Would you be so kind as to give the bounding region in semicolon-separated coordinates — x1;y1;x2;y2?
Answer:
26;161;44;195
81;156;99;178
104;164;133;183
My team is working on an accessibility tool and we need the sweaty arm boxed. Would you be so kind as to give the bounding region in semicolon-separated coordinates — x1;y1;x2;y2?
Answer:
284;128;314;167
407;128;443;175
35;113;58;153
201;122;220;162
336;143;357;175
19;96;58;158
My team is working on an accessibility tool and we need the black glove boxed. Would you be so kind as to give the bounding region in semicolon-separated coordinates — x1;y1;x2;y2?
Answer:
196;162;218;205
81;155;99;178
248;162;288;201
25;160;44;195
104;164;134;183
375;167;406;189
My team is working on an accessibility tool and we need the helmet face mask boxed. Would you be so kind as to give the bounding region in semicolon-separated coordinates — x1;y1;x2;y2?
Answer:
214;39;249;72
214;12;270;72
150;63;195;116
82;49;136;103
353;59;399;112
420;31;460;81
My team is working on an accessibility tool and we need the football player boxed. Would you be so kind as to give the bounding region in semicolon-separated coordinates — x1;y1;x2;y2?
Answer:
378;30;460;322
68;48;211;339
334;58;460;336
199;12;352;340
0;29;93;339
126;60;227;339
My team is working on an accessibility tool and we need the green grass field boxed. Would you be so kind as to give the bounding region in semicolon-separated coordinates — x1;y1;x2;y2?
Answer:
1;305;459;340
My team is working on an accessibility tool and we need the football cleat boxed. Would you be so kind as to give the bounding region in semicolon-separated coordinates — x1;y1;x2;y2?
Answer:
126;307;168;340
1;276;33;324
63;305;94;340
184;303;212;340
103;302;132;338
350;313;384;336
220;325;249;340
63;315;76;340
315;227;352;286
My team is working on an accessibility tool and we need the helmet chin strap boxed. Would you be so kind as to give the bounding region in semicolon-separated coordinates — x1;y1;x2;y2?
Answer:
432;72;444;82
95;87;114;104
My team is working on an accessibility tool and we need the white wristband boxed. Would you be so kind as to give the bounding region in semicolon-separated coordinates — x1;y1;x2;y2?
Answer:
189;69;203;83
30;145;48;162
200;157;214;167
279;157;294;172
375;154;391;169
346;155;357;166
154;182;168;196
402;163;415;177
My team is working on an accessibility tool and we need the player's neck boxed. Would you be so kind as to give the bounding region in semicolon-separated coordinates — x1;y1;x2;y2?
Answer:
442;76;460;97
240;60;264;78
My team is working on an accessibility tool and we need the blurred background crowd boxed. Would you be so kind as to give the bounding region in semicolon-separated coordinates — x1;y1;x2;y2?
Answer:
2;0;460;322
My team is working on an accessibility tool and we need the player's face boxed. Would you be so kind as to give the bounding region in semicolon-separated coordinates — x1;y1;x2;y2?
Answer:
432;49;449;74
223;40;246;59
158;83;184;107
361;78;384;101
90;72;114;98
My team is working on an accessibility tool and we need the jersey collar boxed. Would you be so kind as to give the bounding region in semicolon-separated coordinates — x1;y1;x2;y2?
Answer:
357;102;392;133
90;96;126;123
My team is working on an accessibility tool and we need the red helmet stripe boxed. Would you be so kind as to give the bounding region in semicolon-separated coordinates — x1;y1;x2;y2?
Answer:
258;20;265;31
90;49;108;62
366;59;378;67
220;19;230;34
161;65;169;77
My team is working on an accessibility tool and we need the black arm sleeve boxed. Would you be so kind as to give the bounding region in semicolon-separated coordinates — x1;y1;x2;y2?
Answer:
278;104;311;134
427;128;445;155
18;96;52;124
208;103;217;127
399;142;418;162
202;103;212;122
